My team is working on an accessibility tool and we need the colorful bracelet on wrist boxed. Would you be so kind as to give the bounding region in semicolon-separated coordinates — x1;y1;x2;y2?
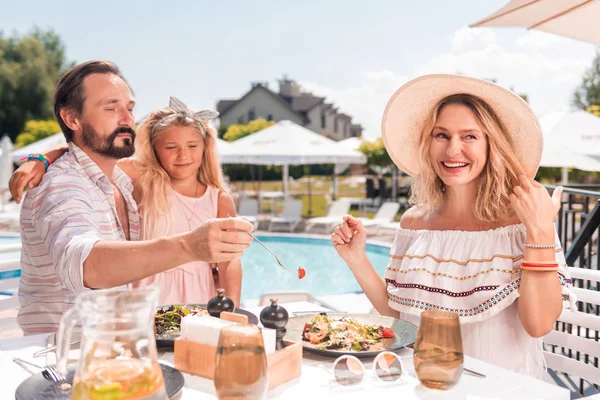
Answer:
521;261;559;272
19;153;50;168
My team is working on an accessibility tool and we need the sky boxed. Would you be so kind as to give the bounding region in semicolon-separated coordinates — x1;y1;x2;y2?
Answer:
1;0;597;140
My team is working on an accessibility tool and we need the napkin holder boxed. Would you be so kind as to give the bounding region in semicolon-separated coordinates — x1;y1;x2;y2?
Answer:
173;311;302;390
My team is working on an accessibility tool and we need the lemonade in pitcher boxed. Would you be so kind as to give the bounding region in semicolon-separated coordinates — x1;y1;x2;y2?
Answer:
71;359;165;400
57;287;168;400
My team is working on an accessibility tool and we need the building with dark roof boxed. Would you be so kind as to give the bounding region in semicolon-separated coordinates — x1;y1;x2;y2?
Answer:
216;77;362;141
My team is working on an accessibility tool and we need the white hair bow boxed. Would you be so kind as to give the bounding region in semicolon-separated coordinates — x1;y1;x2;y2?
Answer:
152;96;219;137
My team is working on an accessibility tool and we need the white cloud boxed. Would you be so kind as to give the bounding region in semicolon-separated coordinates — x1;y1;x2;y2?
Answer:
452;26;496;51
515;30;570;50
298;27;594;140
418;29;592;118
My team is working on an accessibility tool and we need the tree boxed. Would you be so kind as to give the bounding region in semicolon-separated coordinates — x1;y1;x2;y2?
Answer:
587;105;600;117
358;137;392;169
15;119;60;148
573;50;600;110
223;118;275;142
0;27;73;140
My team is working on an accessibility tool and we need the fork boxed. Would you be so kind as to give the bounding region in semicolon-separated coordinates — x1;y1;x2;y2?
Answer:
227;213;293;273
43;365;67;383
13;357;67;383
33;338;81;358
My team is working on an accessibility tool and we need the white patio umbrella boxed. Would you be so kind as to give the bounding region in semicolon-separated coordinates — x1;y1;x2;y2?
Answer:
216;137;232;156
541;138;600;183
221;120;367;196
470;0;600;45
11;132;66;163
539;110;600;157
12;131;233;161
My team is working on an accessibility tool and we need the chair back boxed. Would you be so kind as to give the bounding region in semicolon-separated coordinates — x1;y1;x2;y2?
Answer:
258;291;314;307
238;198;259;216
326;200;351;218
373;202;400;222
543;267;600;391
0;257;21;334
281;198;303;219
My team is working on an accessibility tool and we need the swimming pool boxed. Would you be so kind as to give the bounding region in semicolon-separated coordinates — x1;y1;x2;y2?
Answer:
0;234;392;299
0;234;22;288
239;234;391;300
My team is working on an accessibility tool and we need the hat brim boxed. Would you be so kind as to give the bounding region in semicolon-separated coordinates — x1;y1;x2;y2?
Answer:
381;74;542;178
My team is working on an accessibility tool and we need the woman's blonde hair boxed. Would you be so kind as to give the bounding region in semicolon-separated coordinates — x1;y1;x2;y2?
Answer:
135;108;226;239
409;93;525;222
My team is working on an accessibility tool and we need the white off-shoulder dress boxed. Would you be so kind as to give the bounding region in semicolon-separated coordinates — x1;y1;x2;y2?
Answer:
385;224;576;378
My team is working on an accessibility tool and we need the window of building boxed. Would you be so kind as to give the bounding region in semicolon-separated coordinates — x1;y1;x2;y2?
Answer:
334;117;338;133
321;113;326;129
267;114;273;121
248;108;256;121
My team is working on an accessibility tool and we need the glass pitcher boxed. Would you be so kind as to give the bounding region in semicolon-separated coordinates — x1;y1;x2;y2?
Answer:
56;286;167;400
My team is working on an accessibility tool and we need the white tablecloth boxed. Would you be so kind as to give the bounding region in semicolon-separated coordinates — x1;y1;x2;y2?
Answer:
1;301;570;400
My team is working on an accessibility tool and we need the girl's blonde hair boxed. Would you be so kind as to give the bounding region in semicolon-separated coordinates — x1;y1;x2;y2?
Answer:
135;108;226;239
409;93;525;222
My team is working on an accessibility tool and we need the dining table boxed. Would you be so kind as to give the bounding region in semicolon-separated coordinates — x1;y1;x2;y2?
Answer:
0;301;570;399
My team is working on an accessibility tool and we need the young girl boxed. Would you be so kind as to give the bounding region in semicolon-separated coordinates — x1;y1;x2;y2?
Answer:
10;97;241;306
332;75;576;378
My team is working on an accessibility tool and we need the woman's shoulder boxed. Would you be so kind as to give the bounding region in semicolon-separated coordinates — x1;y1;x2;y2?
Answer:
399;206;429;230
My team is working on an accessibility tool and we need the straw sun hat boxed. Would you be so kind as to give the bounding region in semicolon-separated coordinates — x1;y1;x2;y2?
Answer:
381;74;542;178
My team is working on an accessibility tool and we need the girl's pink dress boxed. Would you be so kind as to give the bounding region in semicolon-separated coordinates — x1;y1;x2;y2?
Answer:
133;185;219;305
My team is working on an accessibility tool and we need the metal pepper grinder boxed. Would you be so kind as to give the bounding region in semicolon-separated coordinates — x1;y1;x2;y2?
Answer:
207;288;235;318
260;298;289;350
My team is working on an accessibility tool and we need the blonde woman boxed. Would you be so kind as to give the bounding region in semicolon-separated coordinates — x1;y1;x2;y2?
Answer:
10;97;241;306
332;75;576;378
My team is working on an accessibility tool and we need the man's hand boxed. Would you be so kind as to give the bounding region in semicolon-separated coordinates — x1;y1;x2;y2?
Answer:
188;217;254;263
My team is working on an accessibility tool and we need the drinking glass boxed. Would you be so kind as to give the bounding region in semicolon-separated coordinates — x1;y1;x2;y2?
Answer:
413;310;463;390
214;324;268;400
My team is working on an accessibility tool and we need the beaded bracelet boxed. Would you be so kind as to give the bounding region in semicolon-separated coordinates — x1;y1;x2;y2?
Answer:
19;153;50;168
523;243;557;249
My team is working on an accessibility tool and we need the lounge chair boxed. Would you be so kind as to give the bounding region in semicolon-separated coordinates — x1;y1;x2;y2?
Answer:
268;198;303;232
359;202;400;233
0;258;21;334
304;199;351;233
237;198;259;229
258;291;315;306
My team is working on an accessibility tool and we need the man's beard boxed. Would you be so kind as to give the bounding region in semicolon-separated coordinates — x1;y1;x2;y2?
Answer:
81;123;136;159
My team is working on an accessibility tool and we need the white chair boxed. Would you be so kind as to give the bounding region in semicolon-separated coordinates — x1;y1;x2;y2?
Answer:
304;200;351;233
237;198;259;229
259;291;314;306
358;202;400;233
0;211;20;227
543;267;600;396
375;221;400;236
0;258;21;335
268;198;303;232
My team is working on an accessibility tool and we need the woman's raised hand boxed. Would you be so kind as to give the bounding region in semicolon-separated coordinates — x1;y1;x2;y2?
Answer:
332;214;368;264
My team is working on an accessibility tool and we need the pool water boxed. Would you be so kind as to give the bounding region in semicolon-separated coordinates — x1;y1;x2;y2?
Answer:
0;234;392;300
0;235;21;293
239;235;391;300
